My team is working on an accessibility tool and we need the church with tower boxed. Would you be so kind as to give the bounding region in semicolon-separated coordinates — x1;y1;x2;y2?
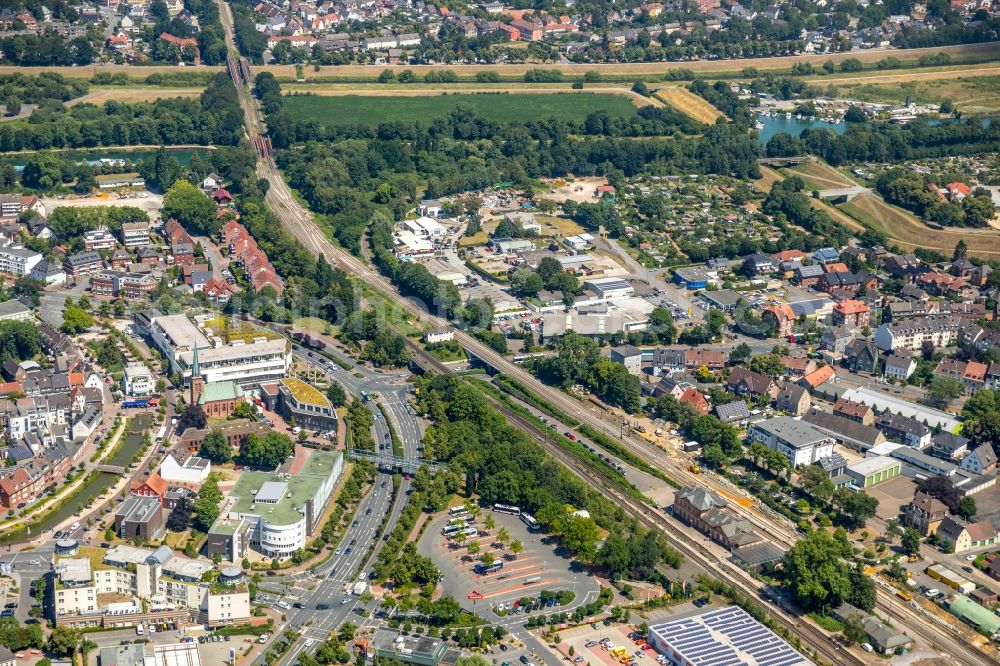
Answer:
189;345;247;419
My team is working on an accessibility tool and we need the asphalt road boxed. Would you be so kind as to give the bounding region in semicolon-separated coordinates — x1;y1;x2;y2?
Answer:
252;341;423;664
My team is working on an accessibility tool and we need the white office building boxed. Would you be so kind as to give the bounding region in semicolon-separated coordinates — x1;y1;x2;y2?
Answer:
147;314;291;388
0;246;42;276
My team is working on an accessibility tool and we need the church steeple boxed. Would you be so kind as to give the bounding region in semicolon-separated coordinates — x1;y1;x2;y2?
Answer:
190;345;204;406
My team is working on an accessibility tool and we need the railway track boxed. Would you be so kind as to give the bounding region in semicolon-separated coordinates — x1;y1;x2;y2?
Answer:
478;389;863;666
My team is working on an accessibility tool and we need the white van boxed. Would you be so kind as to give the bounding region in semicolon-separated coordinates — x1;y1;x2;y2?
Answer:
861;643;873;653
136;625;144;636
277;601;290;610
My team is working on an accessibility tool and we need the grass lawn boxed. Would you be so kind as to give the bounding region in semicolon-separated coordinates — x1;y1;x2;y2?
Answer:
785;158;856;191
360;282;426;337
295;316;334;335
283;92;639;125
840;193;1000;257
819;73;1000;114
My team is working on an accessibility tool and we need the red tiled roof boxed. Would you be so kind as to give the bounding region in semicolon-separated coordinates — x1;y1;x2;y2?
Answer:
132;470;167;496
802;365;834;388
834;300;869;315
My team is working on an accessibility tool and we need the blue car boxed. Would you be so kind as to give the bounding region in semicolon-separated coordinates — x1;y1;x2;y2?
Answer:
345;547;352;555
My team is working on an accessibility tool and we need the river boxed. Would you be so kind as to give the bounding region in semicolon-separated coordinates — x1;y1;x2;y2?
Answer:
1;147;209;170
0;413;154;545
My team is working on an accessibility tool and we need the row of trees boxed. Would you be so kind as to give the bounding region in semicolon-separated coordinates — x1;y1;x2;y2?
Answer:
875;168;996;228
417;375;682;576
0;73;244;153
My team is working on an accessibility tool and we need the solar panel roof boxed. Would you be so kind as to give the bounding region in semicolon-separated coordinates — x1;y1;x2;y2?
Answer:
648;606;812;666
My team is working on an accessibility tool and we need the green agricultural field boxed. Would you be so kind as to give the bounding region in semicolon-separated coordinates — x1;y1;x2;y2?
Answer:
283;93;639;125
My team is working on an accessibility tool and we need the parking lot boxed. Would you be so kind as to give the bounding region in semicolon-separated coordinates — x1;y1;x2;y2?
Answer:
864;474;919;521
418;509;600;621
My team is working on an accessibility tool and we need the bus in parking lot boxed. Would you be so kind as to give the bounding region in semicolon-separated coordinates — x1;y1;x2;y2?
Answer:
475;561;503;575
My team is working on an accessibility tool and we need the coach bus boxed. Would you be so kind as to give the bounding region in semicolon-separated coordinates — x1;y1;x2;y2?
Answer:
520;513;539;530
474;561;504;575
493;503;521;515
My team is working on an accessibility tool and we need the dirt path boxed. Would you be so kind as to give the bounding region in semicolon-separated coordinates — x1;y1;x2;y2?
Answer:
806;64;1000;86
67;88;203;105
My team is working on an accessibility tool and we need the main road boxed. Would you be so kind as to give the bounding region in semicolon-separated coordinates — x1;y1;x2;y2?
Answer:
250;334;423;664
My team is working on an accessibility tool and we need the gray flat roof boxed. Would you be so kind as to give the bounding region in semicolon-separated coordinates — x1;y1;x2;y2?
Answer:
255;481;288;503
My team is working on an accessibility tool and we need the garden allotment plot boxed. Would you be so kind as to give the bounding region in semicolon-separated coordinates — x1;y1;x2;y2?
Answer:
283;93;639;126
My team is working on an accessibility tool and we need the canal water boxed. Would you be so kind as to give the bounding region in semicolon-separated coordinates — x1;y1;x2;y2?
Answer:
1;147;209;171
757;114;849;145
0;414;153;545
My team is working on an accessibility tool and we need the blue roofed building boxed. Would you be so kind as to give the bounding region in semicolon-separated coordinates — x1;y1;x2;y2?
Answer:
813;247;840;263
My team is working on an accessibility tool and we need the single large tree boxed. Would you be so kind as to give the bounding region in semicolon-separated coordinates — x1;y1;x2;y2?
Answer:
162;180;219;235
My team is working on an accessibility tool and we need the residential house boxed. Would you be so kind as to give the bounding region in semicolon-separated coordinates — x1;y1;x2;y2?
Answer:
821;325;855;355
961;444;997;475
763;304;795;338
609;345;642;376
130;470;167;503
726;367;778;402
832;300;870;329
843;339;879;375
775;382;810;416
714;400;751;424
678;387;710;415
935;517;997;554
876;413;931;449
779;356;816;379
883;354;916;381
931;432;970;461
799;365;835;390
905;492;950;536
834;397;874;425
685;349;725;375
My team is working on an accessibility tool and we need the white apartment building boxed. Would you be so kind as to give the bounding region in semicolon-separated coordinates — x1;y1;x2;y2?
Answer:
122;363;155;397
748;416;835;468
874;317;974;353
53;546;250;629
83;229;118;251
0;246;42;276
120;222;151;248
